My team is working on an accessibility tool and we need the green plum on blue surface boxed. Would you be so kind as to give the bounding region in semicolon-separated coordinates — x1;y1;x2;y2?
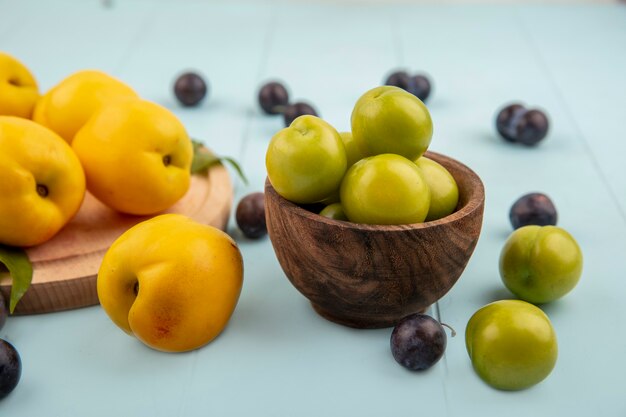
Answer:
465;300;558;391
499;225;583;304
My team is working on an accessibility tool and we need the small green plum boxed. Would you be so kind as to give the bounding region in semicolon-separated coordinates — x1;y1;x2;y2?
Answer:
416;156;459;221
340;154;430;225
351;86;433;161
466;300;558;391
499;225;583;304
319;203;348;221
339;131;367;169
266;115;347;204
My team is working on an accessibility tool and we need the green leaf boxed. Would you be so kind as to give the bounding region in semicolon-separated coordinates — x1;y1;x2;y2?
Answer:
0;245;33;314
218;157;248;185
191;146;219;174
190;140;248;185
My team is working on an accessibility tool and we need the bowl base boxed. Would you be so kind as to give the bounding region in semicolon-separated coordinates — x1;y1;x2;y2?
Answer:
311;302;430;329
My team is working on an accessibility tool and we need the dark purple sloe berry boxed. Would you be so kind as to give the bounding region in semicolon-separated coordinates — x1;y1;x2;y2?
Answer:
516;110;549;146
236;192;267;239
174;72;208;107
0;339;21;400
496;104;549;146
283;102;318;127
390;314;449;371
509;192;558;230
411;74;431;102
496;103;526;143
384;71;432;102
258;82;289;115
385;71;416;93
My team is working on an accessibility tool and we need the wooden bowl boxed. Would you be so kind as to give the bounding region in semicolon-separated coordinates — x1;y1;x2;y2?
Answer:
264;151;485;329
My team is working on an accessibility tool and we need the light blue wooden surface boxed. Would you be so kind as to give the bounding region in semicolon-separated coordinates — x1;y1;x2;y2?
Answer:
1;1;625;416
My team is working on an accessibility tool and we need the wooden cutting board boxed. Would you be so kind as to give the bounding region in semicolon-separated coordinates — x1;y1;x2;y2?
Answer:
0;164;233;315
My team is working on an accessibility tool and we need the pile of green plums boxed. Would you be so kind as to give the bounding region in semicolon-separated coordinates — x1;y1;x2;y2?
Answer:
265;86;459;225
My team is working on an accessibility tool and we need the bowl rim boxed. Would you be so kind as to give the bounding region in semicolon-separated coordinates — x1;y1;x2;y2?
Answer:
265;150;485;232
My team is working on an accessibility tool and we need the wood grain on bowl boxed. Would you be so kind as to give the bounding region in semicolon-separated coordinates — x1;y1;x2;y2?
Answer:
265;151;485;329
0;164;232;315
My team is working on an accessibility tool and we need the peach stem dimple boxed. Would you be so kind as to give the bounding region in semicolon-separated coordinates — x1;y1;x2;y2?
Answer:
36;184;49;197
162;155;171;166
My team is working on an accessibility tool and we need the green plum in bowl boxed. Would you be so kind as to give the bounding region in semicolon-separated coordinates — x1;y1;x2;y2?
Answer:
351;85;432;161
264;151;485;328
265;114;347;204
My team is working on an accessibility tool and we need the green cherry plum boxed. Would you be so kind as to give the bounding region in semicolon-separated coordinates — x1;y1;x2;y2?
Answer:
416;156;459;221
466;300;558;391
339;131;368;169
340;154;430;225
266;115;347;204
499;225;583;304
319;202;348;221
351;86;433;161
